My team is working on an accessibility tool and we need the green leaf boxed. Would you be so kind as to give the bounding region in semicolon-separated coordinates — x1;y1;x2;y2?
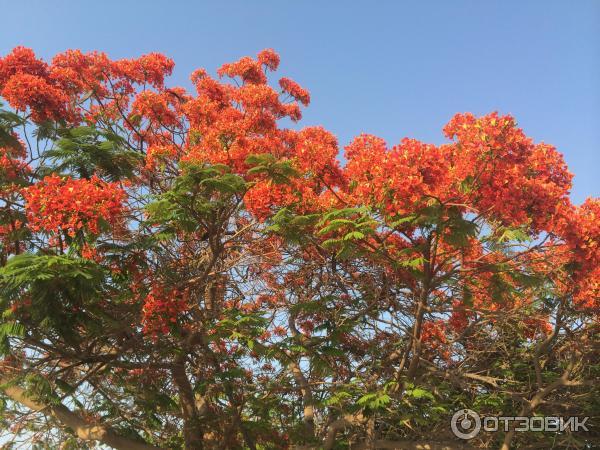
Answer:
388;214;417;228
317;219;355;235
407;387;434;400
46;125;142;181
245;153;299;184
357;392;391;410
343;231;365;241
497;226;531;243
396;256;424;269
458;175;475;194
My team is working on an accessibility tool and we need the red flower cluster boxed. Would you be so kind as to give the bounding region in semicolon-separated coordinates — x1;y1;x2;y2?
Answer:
23;174;125;236
443;112;573;231
0;48;340;225
145;144;180;170
244;181;298;221
561;198;600;309
279;77;310;106
344;134;448;216
0;142;30;187
0;46;174;124
1;45;596;340
343;112;573;231
257;48;280;71
142;285;188;335
420;320;450;360
1;72;70;123
183;50;312;171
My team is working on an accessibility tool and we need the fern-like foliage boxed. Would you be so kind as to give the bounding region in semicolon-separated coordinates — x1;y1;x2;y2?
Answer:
0;103;25;151
45;126;142;181
0;253;106;348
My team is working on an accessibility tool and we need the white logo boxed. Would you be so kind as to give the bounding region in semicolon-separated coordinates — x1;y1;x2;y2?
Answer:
451;409;481;439
450;410;589;438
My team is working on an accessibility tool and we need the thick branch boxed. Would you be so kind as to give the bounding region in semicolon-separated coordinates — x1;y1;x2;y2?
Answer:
288;358;316;439
0;376;161;450
322;413;364;450
171;361;205;450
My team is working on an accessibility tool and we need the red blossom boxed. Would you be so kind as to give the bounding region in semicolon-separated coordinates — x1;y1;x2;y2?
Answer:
142;285;188;336
23;174;125;236
278;77;310;106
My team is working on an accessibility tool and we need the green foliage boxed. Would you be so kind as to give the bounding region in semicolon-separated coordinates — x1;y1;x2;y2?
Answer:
356;391;391;411
0;320;25;355
266;208;320;244
404;385;435;401
443;208;479;248
458;175;475;194
45;126;142;181
23;372;58;405
0;253;106;345
316;207;377;259
495;225;531;244
387;213;417;228
0;103;25;150
145;162;246;232
246;153;299;184
0;253;104;299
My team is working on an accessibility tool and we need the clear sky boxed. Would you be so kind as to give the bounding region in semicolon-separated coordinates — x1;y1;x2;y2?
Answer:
1;0;598;203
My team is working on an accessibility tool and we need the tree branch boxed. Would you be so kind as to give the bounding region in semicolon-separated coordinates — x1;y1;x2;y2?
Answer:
0;375;161;450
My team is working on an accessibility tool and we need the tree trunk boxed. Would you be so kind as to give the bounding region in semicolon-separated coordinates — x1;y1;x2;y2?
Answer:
172;361;204;450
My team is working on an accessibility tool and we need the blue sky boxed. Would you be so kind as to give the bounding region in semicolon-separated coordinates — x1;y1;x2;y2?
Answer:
1;0;598;203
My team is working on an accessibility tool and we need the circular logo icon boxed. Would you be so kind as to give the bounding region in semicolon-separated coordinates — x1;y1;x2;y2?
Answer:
451;409;481;439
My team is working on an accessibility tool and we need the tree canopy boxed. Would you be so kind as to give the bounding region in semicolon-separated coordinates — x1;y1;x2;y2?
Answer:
0;47;597;449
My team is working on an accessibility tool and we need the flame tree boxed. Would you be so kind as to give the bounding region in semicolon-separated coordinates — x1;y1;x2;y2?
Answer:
0;47;597;450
